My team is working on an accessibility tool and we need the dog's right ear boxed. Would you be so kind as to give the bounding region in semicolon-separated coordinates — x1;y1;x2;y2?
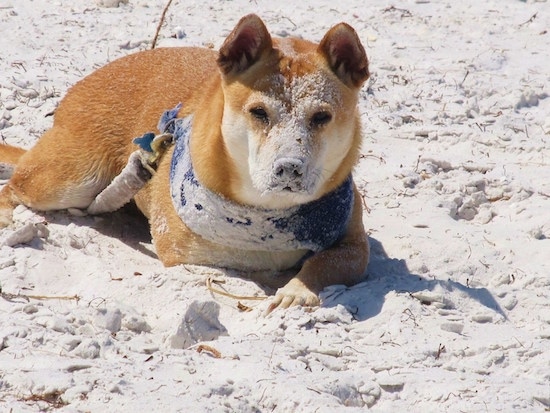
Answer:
218;14;273;75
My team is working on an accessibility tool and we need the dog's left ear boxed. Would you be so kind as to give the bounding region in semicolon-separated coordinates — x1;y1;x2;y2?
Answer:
318;23;369;88
218;14;273;75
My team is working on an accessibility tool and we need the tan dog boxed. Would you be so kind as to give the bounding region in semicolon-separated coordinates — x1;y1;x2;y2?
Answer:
0;14;370;311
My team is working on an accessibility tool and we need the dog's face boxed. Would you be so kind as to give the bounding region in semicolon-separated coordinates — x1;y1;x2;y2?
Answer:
218;15;369;209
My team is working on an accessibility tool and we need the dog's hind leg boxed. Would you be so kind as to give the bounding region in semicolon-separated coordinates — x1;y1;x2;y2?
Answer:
0;127;127;226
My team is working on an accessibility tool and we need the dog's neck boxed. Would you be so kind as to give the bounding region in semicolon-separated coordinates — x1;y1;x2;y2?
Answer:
162;108;354;253
188;81;239;202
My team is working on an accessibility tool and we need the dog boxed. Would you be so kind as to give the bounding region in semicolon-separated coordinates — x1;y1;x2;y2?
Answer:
0;14;370;312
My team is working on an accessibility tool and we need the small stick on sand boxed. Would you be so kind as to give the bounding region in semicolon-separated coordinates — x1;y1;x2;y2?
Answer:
151;0;175;50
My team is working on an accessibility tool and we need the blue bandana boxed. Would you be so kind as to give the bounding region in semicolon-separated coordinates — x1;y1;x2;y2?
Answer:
156;105;354;253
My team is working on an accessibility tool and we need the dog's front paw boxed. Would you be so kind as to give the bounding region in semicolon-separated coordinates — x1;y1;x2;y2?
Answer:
267;278;320;313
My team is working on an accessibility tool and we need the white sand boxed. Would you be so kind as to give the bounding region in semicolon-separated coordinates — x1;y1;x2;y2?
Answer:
1;0;549;411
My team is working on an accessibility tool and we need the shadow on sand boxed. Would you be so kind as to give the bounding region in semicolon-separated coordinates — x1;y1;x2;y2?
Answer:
321;237;506;322
32;203;157;260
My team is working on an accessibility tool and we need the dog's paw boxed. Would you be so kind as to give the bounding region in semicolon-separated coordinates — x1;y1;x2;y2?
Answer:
267;278;320;313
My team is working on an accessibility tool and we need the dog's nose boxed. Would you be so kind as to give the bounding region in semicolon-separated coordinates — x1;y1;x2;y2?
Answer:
273;157;305;181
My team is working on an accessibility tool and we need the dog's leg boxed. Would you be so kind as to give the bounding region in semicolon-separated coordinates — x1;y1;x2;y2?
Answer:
86;151;152;215
139;152;197;266
87;132;174;215
0;128;126;226
268;186;369;312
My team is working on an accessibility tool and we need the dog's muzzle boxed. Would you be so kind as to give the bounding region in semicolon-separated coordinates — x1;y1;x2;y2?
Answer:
270;157;309;192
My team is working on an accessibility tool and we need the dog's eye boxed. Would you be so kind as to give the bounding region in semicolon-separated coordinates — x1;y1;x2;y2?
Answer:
310;111;332;127
250;107;269;123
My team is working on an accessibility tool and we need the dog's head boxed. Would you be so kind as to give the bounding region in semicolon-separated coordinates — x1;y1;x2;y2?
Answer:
218;14;369;209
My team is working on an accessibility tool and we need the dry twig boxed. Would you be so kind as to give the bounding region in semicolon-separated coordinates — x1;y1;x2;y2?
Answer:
151;0;174;49
23;390;67;409
1;290;80;303
196;344;222;358
206;277;267;301
435;343;446;360
519;12;537;27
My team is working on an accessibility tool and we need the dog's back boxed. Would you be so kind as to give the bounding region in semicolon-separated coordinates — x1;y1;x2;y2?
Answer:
55;47;218;145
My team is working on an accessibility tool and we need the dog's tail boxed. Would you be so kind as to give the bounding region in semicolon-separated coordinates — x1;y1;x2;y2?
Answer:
0;144;26;179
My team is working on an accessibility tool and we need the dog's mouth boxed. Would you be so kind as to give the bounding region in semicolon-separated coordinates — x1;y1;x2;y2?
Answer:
268;180;311;194
264;179;317;200
253;175;319;209
266;157;316;195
